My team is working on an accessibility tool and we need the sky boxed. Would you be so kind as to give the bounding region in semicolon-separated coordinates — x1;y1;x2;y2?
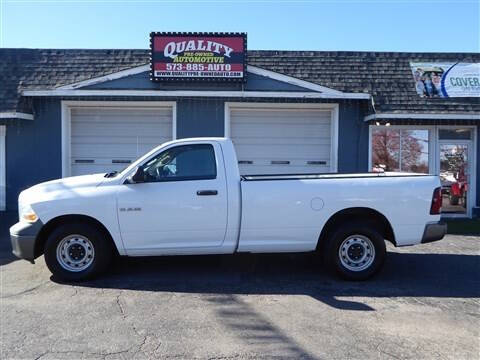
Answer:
0;0;479;52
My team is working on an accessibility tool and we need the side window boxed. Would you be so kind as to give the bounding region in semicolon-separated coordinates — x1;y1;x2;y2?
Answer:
141;144;217;182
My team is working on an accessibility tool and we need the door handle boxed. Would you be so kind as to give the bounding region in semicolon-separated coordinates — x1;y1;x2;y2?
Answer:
197;190;218;196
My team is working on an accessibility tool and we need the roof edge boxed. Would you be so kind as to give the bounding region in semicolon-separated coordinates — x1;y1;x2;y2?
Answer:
56;63;352;95
57;64;150;90
0;112;34;120
364;113;480;121
22;89;370;99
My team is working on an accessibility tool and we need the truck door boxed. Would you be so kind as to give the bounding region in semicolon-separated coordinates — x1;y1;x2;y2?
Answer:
116;142;228;253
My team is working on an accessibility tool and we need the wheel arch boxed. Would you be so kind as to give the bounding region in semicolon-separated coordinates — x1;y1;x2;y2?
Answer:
317;207;396;252
34;214;119;258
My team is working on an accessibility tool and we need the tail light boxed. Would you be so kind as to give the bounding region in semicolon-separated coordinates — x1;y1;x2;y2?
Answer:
430;187;442;215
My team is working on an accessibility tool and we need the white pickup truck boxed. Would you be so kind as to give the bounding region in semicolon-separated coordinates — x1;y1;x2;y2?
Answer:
10;137;446;281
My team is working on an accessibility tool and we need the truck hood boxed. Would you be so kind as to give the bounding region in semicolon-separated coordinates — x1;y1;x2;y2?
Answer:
19;173;108;205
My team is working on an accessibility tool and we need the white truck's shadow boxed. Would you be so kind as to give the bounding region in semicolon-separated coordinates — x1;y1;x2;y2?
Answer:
54;249;480;312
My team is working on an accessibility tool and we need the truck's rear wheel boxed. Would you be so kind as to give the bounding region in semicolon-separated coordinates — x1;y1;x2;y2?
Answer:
44;223;113;282
324;222;386;280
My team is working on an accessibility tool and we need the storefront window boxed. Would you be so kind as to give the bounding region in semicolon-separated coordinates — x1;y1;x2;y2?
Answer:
439;144;469;214
372;128;430;173
439;128;472;140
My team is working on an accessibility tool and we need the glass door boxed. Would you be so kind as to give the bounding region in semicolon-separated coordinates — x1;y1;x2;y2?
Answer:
439;141;472;216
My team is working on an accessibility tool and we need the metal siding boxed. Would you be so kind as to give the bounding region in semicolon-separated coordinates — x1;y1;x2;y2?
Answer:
477;126;480;210
5;99;62;210
0;125;5;210
337;102;369;173
176;98;225;139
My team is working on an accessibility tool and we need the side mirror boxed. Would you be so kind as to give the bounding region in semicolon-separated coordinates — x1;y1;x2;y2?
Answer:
127;166;145;184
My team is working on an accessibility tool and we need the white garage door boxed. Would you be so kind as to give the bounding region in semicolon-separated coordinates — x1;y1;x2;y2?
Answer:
230;106;334;175
70;107;173;176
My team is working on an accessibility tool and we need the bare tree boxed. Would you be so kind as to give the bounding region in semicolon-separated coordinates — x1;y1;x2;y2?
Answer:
372;129;428;173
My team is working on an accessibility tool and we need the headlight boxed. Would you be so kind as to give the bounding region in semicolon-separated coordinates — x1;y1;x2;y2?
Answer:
19;202;38;223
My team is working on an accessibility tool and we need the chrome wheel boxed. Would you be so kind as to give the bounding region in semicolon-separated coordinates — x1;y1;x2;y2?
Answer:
338;234;375;272
56;234;95;272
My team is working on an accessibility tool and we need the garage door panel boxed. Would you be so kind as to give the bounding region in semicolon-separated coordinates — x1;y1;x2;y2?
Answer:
72;143;160;158
234;144;331;158
231;124;331;139
71;163;129;176
231;109;331;121
73;157;134;166
230;107;334;175
72;135;170;145
70;107;173;176
71;115;172;125
236;156;331;164
233;134;331;143
230;116;331;125
239;164;330;175
233;138;331;146
71;108;172;118
71;115;172;124
71;123;172;137
237;158;331;167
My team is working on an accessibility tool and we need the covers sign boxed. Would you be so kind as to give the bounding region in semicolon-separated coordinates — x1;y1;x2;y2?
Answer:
410;62;480;98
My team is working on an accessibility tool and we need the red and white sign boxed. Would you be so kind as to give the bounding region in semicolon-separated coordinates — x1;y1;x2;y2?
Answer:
150;32;246;81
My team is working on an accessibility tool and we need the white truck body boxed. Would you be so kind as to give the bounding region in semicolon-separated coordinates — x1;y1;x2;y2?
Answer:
11;138;446;280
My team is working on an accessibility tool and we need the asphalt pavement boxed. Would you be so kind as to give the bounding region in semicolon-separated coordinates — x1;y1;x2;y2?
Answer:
1;235;479;359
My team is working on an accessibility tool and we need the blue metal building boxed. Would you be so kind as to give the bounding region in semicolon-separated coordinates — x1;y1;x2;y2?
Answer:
0;49;479;236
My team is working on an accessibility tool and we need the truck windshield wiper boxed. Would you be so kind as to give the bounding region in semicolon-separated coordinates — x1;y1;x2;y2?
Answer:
104;171;118;178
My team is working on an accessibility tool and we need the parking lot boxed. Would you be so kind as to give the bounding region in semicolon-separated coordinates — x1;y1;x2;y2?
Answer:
1;235;479;359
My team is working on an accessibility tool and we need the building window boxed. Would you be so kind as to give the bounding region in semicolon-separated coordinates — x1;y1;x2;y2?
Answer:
372;128;430;173
439;128;472;140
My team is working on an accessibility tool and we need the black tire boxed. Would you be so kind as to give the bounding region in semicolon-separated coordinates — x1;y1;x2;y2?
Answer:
44;222;113;282
323;222;386;281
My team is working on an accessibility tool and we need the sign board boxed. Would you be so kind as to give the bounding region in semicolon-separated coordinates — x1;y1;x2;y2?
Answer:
410;62;480;98
150;32;247;81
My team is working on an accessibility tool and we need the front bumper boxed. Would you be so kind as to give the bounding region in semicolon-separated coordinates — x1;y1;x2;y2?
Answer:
421;221;447;244
10;220;43;262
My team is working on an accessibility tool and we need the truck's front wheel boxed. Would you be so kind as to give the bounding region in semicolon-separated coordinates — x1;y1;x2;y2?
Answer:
324;222;386;281
44;223;113;282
